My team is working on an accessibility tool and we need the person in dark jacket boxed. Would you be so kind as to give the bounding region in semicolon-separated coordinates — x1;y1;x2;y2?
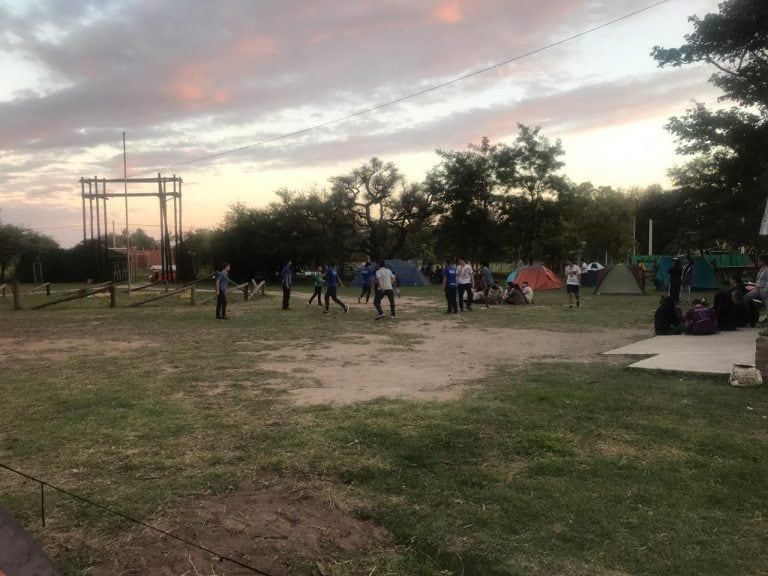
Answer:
654;296;683;335
713;291;737;331
668;258;683;304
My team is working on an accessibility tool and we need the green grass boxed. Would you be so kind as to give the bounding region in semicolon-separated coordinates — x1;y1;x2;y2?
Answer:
1;283;766;575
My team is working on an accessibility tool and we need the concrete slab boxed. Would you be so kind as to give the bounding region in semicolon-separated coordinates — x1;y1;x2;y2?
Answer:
604;328;759;374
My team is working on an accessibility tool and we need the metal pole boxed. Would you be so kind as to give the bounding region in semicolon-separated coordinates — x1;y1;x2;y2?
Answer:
123;132;131;296
648;219;653;256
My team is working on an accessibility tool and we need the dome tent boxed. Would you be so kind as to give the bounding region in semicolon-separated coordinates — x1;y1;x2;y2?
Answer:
505;264;563;290
350;260;430;287
594;263;644;295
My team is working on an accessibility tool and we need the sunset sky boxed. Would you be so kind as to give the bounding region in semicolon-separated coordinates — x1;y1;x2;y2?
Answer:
0;0;722;247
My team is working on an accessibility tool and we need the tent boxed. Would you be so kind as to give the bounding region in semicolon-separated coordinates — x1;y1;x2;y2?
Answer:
653;255;721;292
350;259;430;287
505;264;563;290
594;263;644;295
585;261;604;270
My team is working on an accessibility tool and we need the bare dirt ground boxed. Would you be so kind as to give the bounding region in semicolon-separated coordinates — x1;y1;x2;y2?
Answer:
90;479;393;576
252;313;646;405
4;297;649;574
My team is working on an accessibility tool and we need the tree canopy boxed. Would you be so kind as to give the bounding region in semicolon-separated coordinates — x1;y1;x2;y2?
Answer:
652;0;768;253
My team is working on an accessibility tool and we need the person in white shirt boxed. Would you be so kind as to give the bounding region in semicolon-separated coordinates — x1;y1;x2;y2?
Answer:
457;257;475;311
565;256;581;308
373;261;397;319
521;281;534;304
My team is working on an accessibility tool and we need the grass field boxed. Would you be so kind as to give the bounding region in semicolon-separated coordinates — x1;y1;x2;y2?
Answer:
1;283;767;575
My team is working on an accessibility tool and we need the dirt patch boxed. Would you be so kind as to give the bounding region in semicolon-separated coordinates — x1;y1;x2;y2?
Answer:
90;480;393;576
252;320;646;405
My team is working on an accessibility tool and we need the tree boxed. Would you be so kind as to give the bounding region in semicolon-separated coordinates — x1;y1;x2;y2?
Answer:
504;125;567;264
329;158;435;261
652;0;768;252
577;186;635;264
429;137;507;261
177;228;213;281
0;221;59;282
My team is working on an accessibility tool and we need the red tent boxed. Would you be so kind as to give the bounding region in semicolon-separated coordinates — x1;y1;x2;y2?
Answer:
509;264;563;290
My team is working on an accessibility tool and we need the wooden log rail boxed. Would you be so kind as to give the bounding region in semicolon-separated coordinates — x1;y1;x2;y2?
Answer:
24;282;51;296
32;283;116;310
129;277;212;307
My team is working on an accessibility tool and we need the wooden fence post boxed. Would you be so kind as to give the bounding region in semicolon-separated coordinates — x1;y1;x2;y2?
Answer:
190;285;196;305
12;280;21;310
110;285;116;308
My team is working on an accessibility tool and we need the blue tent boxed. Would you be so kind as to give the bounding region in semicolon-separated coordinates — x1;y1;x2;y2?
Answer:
653;255;721;291
350;260;430;287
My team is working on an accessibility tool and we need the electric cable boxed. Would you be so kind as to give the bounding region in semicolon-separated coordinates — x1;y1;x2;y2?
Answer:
132;0;669;177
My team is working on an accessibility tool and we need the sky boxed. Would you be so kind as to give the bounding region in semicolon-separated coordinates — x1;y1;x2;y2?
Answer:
0;0;723;248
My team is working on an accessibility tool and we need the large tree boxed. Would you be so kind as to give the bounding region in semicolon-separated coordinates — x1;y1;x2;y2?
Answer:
428;137;507;261
329;158;434;261
651;0;768;252
0;221;59;282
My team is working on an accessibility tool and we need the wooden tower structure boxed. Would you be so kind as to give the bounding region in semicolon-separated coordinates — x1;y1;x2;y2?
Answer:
80;173;183;281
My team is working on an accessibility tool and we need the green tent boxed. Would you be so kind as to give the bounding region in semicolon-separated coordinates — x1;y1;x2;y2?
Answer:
595;263;644;295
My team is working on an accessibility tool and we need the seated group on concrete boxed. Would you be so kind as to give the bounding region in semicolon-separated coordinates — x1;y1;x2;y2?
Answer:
655;280;761;336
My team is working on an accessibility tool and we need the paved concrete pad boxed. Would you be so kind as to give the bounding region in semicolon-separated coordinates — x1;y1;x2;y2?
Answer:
604;328;759;374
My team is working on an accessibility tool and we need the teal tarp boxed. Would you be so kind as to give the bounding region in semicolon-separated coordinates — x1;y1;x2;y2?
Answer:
350;260;429;287
653;256;721;291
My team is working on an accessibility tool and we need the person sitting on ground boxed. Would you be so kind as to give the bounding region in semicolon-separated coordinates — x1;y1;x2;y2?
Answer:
654;295;683;335
475;282;503;305
521;281;534;304
684;298;718;335
713;290;738;331
503;282;528;305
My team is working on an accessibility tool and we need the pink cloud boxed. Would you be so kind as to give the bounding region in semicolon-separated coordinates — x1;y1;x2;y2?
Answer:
431;1;463;24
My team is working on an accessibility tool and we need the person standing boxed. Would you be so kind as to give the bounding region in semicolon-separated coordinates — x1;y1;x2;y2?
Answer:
373;260;397;319
307;264;324;307
281;259;292;310
443;258;458;314
358;262;373;304
565;256;581;308
480;261;494;309
457;257;474;311
668;258;682;304
215;262;230;320
681;256;694;303
324;261;350;315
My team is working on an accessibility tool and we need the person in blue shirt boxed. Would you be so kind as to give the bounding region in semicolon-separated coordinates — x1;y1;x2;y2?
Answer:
358;262;373;304
323;261;349;315
443;258;458;314
215;262;230;320
281;259;292;310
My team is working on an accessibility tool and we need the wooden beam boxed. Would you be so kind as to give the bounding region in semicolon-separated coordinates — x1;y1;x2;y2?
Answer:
130;277;211;307
32;284;114;310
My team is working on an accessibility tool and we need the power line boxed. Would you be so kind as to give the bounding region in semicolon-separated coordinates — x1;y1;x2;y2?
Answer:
133;0;669;178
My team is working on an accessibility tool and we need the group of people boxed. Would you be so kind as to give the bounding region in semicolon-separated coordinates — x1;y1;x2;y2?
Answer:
441;258;537;312
654;253;768;335
215;258;580;320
